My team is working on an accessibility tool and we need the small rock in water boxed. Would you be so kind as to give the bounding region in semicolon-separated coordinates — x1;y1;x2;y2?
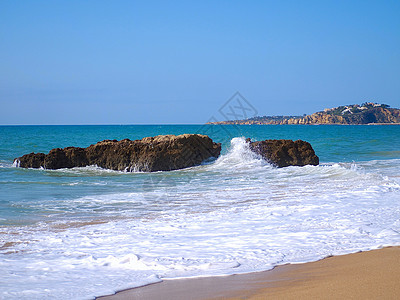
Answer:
248;139;319;167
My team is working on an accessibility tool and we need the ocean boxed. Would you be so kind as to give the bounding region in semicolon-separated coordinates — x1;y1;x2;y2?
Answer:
1;125;400;299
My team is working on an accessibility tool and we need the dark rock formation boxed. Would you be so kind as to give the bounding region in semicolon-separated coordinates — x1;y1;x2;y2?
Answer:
247;139;319;167
15;134;221;172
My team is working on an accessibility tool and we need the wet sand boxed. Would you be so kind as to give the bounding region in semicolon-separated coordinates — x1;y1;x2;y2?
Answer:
98;246;400;300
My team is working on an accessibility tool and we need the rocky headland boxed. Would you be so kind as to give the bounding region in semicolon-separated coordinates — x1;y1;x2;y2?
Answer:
208;103;400;125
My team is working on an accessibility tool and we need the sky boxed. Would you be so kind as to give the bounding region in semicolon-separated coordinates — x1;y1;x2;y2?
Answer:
0;0;399;124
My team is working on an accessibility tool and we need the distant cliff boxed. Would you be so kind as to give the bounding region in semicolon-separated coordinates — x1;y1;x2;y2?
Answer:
208;103;400;125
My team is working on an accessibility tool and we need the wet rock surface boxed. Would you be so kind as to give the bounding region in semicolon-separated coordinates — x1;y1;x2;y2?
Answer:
248;139;319;167
15;134;222;172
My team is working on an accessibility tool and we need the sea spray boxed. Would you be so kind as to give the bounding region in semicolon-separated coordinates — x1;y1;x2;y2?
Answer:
1;125;400;299
208;137;269;171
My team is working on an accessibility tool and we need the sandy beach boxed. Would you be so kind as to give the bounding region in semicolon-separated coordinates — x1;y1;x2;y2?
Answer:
98;246;400;300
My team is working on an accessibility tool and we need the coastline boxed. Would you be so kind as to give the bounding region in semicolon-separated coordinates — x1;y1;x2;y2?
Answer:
206;123;400;125
98;246;400;300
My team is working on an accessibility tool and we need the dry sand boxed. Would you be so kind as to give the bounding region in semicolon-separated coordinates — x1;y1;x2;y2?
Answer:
98;246;400;300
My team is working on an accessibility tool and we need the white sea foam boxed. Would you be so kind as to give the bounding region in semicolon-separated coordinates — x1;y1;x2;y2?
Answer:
1;137;400;299
11;159;20;168
208;137;269;171
0;160;14;168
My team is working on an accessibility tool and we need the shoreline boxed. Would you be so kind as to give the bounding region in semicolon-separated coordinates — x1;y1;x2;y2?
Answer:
97;246;400;300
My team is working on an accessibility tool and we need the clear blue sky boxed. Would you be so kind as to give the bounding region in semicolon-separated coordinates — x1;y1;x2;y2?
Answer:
1;0;399;124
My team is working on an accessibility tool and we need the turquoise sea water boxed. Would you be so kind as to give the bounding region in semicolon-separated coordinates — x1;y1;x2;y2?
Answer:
1;125;400;299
